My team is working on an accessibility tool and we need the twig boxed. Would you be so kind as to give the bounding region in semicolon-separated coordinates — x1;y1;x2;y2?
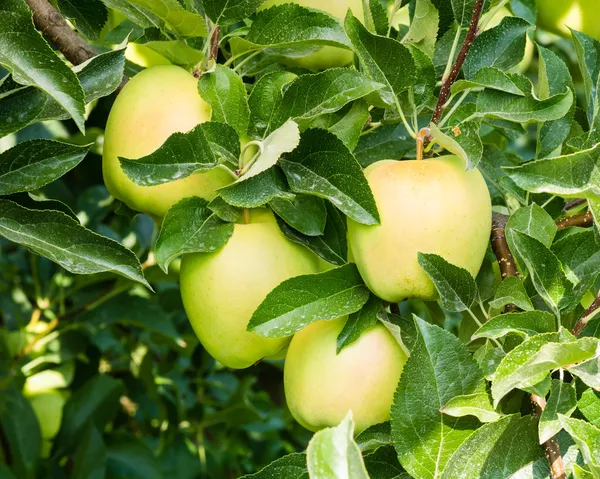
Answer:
572;292;600;337
209;26;221;62
23;0;97;65
531;395;567;479
562;198;586;213
556;211;593;230
431;0;485;125
490;214;566;479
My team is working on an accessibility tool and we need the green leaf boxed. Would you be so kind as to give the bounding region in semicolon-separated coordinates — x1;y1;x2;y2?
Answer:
391;318;483;479
55;375;123;455
204;0;264;26
505;142;600;199
140;40;204;68
0;199;149;288
537;45;575;158
247;264;370;338
440;415;544;479
463;17;533;78
441;392;502;423
578;389;600;428
54;0;108;40
248;71;297;139
199;65;250;138
271;69;381;135
559;415;600;477
219;168;294;208
0;140;90;195
572;29;600;147
417;253;477;312
0;0;86;132
119;122;239;186
428;121;483;170
277;203;348;266
328;100;370;151
344;12;415;108
306;412;369;479
568;348;600;391
240;120;300;180
270;195;326;236
506;204;557;248
336;294;381;354
473;311;556;341
506;230;573;316
279;129;380;225
0;47;126;138
72;426;107;479
355;422;392;453
354;124;413;167
106;437;161;479
539;380;577;444
452;0;476;27
127;0;207;36
243;3;351;51
154;197;234;273
404;0;439;58
99;0;162;29
451;67;526;96
488;276;534;312
240;453;307;479
491;334;598;406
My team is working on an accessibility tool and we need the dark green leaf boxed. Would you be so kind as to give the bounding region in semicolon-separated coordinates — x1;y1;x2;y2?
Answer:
354;124;413;168
127;0;207;36
336;294;381;353
154;197;234;273
270;195;327;236
539;380;576;444
280;129;380;225
72;426;107;479
506;204;556;248
355;422;392;453
0;140;90;195
219;168;294;208
417;253;477;312
247;264;370;338
578;389;600;428
0;199;149;288
54;0;108;40
106;436;161;479
204;0;264;26
239;453;307;479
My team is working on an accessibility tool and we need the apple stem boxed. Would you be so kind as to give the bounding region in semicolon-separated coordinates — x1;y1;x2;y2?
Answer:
416;127;430;161
243;208;251;225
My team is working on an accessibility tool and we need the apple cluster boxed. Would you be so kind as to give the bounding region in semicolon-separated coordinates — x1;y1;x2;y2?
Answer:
102;1;495;435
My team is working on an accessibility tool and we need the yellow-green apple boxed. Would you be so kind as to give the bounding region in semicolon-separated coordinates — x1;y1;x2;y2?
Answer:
103;65;233;218
180;209;321;369
347;157;491;302
284;318;407;433
537;0;600;39
259;0;363;70
28;390;66;440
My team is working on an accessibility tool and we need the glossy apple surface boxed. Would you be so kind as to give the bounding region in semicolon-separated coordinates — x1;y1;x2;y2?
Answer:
180;210;321;369
347;157;491;302
284;318;407;433
103;65;232;218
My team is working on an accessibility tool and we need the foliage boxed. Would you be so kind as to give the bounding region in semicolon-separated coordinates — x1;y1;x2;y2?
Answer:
1;0;600;478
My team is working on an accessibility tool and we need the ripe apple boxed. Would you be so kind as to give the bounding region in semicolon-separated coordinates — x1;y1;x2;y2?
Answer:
259;0;363;70
103;65;233;218
180;209;321;369
537;0;600;39
347;157;491;302
284;318;407;433
28;390;66;440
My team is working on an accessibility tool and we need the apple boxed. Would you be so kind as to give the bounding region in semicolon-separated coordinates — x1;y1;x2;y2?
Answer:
259;0;363;70
28;390;66;440
103;65;233;218
347;157;491;302
284;318;407;433
537;0;600;39
179;209;321;369
125;43;171;68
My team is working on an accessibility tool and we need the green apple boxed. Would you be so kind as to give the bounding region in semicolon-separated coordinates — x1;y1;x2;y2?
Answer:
259;0;363;70
347;157;491;302
125;43;171;68
284;318;407;433
537;0;600;39
103;65;233;218
180;209;321;369
28;390;66;440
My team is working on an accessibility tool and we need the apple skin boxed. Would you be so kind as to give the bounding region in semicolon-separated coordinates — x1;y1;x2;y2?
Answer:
259;0;363;70
537;0;600;39
103;65;233;218
284;318;407;433
180;209;321;369
28;391;66;440
347;157;491;302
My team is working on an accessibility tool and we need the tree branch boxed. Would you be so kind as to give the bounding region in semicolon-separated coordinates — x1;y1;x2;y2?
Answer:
430;0;485;125
489;213;566;479
556;211;593;230
572;292;600;337
24;0;97;65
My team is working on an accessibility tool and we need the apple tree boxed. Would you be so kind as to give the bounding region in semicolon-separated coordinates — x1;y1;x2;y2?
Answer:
0;0;599;478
